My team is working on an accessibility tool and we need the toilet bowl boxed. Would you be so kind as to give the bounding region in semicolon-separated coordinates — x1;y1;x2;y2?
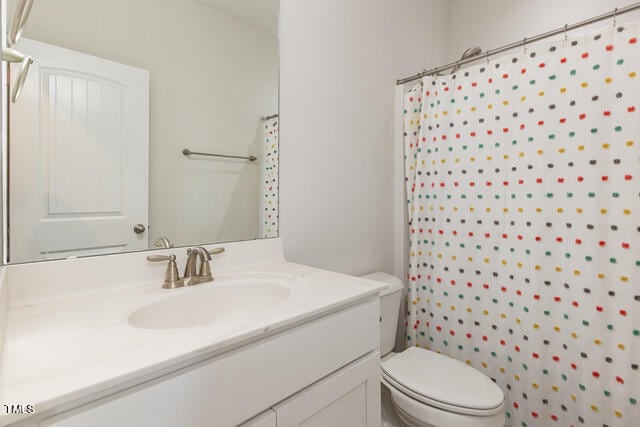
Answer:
361;272;506;427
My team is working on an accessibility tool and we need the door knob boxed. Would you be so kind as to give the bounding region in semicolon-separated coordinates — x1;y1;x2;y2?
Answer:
133;223;146;234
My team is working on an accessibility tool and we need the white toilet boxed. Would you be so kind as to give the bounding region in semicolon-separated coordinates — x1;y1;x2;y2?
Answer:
362;272;506;427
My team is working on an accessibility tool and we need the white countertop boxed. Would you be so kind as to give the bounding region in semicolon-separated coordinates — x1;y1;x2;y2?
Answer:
0;247;385;425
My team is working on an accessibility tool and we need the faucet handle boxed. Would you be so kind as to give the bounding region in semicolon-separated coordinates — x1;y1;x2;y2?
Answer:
147;254;173;262
147;254;184;289
199;247;225;280
208;247;225;255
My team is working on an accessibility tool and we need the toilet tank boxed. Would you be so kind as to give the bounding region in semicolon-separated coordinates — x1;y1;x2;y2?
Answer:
360;272;404;357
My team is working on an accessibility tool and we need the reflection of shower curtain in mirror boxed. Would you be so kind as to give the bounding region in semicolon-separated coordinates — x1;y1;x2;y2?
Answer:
403;24;639;426
260;117;279;238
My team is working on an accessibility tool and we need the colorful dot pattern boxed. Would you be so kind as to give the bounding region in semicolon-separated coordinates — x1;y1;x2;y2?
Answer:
261;117;279;238
403;24;639;427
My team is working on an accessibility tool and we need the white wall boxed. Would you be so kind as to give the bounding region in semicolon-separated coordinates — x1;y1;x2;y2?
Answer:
12;0;278;248
447;0;640;63
279;0;449;275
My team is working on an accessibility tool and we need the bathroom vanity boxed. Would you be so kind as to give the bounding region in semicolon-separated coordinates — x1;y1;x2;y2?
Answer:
0;239;384;427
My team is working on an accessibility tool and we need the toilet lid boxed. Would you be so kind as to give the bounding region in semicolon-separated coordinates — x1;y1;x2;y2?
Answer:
381;347;504;412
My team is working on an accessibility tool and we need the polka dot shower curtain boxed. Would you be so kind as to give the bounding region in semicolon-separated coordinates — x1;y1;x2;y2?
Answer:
403;24;639;426
260;116;279;238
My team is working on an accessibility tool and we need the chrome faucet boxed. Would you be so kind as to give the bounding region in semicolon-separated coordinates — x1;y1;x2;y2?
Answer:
147;247;225;289
183;246;226;286
184;247;211;286
154;237;174;249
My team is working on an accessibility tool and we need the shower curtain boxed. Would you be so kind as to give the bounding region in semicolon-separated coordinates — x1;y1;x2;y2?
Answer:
403;24;638;426
260;116;279;238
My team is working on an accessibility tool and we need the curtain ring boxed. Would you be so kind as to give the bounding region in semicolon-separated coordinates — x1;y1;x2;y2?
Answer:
613;7;618;28
523;37;527;54
564;24;568;41
486;51;490;66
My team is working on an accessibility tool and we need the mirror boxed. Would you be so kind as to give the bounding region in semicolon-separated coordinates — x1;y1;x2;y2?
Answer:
3;0;279;264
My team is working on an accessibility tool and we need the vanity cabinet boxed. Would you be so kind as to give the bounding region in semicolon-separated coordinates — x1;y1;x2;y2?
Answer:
10;298;380;427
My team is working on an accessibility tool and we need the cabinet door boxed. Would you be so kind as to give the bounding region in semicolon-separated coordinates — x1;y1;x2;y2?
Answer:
274;352;380;427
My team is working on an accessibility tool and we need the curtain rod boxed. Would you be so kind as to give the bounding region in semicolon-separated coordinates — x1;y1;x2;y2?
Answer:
396;2;640;85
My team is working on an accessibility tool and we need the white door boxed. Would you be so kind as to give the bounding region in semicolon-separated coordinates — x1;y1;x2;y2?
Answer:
274;353;381;427
8;38;149;262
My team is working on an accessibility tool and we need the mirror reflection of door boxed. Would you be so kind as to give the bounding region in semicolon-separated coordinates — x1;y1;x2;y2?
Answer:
9;38;149;262
3;0;279;264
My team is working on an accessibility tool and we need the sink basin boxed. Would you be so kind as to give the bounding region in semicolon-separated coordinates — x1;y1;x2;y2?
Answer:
128;280;291;330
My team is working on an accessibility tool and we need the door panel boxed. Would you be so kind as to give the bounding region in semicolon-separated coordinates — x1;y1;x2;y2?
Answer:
274;353;381;427
8;38;149;262
44;71;123;214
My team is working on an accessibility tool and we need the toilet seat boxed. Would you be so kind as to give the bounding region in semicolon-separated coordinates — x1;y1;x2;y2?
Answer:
382;379;506;427
381;347;504;417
